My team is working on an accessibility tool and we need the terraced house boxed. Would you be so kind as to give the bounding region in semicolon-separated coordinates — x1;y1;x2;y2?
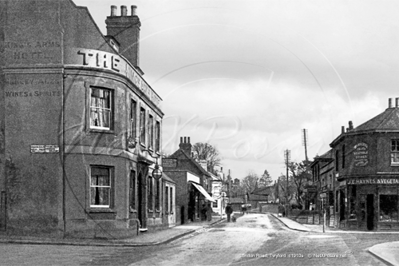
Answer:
0;0;170;238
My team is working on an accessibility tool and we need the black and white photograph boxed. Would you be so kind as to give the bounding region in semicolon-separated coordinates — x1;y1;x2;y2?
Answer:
1;0;399;265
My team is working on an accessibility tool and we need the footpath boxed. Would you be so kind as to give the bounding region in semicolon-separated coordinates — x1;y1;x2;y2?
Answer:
0;215;225;247
271;214;399;266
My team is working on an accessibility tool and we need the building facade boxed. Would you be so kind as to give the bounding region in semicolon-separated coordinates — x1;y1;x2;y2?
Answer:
331;98;399;231
0;0;167;238
162;137;214;224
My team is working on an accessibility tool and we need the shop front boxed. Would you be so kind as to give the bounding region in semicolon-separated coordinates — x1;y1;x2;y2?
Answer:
343;178;399;231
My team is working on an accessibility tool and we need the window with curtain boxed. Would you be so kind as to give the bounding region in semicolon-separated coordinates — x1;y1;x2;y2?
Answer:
90;166;112;208
90;88;112;130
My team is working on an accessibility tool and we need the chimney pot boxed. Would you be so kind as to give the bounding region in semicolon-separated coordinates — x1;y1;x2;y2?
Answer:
131;5;137;16
184;137;187;143
389;98;392;108
110;5;117;17
188;137;190;143
349;121;353;130
396;98;399;108
121;5;127;16
180;137;183;144
341;126;345;134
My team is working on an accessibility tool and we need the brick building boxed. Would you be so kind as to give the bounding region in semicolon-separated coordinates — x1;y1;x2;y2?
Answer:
163;137;214;224
330;98;399;231
0;0;168;238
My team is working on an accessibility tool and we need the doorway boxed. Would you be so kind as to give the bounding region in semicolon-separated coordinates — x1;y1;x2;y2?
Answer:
366;194;374;230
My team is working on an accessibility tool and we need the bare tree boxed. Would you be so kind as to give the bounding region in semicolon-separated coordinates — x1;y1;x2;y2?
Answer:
192;142;222;173
259;169;273;188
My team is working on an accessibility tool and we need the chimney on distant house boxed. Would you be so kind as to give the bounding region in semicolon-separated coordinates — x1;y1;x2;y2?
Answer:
105;5;143;73
179;136;192;156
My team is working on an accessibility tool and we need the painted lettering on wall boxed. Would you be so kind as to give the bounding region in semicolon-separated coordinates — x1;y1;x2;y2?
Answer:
353;142;368;166
5;91;61;97
347;178;399;185
5;78;61;86
1;40;61;61
71;48;161;107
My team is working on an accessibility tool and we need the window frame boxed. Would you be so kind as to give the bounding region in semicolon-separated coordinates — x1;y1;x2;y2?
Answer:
148;114;154;150
89;165;114;209
130;99;137;140
139;107;146;145
89;87;114;131
155;121;161;153
391;139;399;166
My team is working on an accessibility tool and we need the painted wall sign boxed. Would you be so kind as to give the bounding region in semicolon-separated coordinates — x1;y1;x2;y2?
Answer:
347;178;399;185
353;142;368;166
162;158;177;168
31;145;59;154
66;48;161;107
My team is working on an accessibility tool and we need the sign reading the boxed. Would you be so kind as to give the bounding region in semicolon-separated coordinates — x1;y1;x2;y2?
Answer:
353;142;368;166
31;145;59;154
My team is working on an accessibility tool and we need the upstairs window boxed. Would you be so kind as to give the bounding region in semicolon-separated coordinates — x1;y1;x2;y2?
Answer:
155;121;161;153
342;145;345;169
130;100;137;139
391;139;399;165
140;108;146;145
90;88;112;130
149;115;154;149
129;171;136;210
335;150;339;171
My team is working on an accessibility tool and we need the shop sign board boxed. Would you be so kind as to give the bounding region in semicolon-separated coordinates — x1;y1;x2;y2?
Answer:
347;178;399;185
353;142;368;166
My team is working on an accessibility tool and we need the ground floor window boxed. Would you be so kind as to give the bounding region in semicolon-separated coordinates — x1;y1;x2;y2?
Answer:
213;201;218;208
90;166;113;208
380;194;398;222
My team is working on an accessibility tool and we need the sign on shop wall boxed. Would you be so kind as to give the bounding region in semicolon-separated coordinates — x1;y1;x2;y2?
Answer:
353;142;368;166
347;178;399;185
162;158;177;168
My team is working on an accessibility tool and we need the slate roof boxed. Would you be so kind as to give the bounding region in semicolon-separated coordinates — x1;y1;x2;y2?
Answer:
331;106;399;146
168;149;211;177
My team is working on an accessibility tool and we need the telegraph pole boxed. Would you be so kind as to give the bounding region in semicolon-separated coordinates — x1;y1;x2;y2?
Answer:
302;129;309;162
284;149;291;216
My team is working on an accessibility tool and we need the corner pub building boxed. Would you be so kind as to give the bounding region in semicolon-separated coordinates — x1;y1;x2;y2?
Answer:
331;98;399;231
0;1;167;238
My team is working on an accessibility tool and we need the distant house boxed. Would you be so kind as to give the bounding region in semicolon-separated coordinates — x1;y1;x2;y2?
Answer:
163;137;214;224
229;197;245;212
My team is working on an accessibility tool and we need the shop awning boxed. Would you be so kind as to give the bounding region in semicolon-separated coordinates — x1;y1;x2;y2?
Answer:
192;183;215;202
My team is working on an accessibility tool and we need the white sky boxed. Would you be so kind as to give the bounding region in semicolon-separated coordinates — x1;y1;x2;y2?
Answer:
74;0;399;180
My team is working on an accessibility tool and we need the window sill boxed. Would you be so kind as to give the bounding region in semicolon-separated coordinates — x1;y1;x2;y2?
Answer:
89;128;115;134
89;208;115;213
391;163;399;167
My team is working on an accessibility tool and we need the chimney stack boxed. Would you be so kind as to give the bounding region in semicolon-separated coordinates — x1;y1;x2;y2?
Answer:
110;5;117;17
341;126;345;134
131;5;137;16
121;5;127;16
179;136;192;156
106;5;142;71
349;121;353;131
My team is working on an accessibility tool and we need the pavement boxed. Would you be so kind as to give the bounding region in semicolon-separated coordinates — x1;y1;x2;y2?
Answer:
271;213;399;266
0;215;226;247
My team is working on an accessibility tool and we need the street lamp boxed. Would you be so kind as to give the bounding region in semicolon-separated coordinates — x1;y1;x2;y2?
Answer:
141;148;163;181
